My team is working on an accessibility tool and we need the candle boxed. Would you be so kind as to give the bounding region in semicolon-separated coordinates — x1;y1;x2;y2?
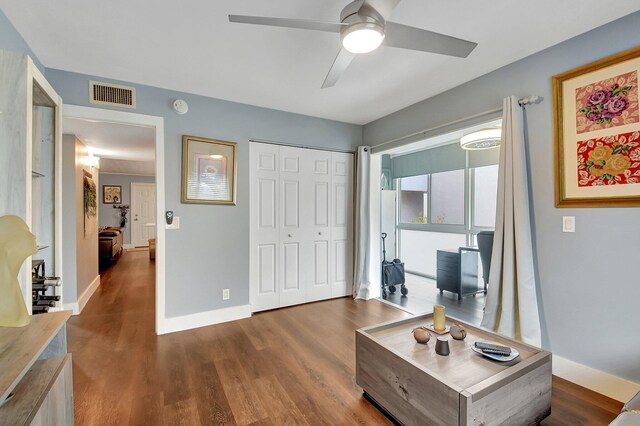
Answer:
434;304;446;331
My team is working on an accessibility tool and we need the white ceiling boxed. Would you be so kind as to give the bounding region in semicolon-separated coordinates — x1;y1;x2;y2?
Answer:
98;158;155;176
3;1;639;124
63;118;155;175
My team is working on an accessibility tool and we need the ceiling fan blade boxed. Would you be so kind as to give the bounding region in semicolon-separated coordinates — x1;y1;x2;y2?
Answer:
362;0;401;21
229;15;345;33
322;48;355;88
384;22;477;58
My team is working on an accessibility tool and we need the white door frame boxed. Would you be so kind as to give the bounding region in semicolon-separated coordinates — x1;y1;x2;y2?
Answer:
130;182;157;247
62;105;166;335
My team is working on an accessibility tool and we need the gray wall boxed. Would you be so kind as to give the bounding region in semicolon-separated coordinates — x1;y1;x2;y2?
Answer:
74;138;99;299
98;173;156;245
61;135;78;303
0;9;43;71
364;11;640;382
46;68;362;318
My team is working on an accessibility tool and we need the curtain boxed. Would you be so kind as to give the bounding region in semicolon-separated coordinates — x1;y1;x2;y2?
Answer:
353;146;372;299
481;96;542;346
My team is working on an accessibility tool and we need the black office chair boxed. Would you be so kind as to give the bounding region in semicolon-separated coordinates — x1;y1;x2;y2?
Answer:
476;231;494;294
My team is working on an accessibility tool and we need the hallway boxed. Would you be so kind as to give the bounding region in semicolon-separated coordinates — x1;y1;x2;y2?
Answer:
67;250;158;424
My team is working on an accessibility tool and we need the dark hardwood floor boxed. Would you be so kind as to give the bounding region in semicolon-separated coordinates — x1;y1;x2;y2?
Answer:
67;250;622;425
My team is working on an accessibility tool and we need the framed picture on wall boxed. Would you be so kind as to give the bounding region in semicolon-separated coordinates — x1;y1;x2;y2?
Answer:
181;135;237;205
103;185;122;204
553;46;640;207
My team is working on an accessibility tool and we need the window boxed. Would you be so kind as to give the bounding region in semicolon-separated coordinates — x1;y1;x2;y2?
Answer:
390;119;501;278
472;165;499;228
430;169;465;225
399;175;428;224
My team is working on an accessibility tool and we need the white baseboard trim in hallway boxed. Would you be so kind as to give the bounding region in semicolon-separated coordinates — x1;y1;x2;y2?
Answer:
123;243;135;249
552;354;640;402
162;304;252;335
63;302;79;315
64;275;101;315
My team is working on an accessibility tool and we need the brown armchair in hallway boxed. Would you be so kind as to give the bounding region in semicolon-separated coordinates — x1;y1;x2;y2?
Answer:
99;227;123;262
476;231;494;293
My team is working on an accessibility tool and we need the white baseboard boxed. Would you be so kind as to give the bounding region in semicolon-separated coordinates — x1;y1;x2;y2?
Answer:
73;275;101;315
63;303;79;315
123;243;135;249
553;354;640;402
160;304;252;335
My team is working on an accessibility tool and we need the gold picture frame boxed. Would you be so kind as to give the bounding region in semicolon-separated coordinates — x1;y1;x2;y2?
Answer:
181;135;237;205
553;46;640;207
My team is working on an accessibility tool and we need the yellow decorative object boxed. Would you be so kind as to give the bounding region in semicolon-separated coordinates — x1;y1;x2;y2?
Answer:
433;304;446;332
0;215;36;327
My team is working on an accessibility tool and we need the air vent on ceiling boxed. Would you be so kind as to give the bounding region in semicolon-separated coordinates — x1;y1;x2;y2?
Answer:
89;80;136;108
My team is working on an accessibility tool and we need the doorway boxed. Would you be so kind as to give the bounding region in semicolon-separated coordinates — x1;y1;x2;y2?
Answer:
371;118;502;325
62;105;166;334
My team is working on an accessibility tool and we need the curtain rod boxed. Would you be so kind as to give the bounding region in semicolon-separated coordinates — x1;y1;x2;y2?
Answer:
249;138;355;154
518;95;543;107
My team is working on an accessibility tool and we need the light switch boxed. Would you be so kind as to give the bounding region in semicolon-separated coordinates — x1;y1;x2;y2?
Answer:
562;216;575;233
166;216;180;229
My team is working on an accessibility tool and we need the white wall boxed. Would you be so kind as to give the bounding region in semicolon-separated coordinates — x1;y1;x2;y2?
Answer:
62;134;99;307
61;135;78;303
75;138;99;299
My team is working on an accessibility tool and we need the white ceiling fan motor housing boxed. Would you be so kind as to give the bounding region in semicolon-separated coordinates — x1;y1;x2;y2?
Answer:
340;1;386;54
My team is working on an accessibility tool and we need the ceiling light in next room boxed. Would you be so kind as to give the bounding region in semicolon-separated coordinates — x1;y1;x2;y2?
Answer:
460;128;502;150
85;155;100;167
341;22;385;54
210;154;224;159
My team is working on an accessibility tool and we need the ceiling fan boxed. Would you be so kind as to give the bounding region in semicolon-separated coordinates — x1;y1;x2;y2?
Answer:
229;0;477;88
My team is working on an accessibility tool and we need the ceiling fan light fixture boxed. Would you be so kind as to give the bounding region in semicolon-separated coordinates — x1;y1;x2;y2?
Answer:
341;22;385;54
460;128;502;150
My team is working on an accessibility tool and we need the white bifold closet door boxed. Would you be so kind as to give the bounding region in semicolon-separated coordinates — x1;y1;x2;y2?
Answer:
250;142;353;312
330;152;353;298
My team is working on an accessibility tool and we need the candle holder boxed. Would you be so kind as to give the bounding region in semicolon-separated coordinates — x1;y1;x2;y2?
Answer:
435;337;450;356
433;304;446;331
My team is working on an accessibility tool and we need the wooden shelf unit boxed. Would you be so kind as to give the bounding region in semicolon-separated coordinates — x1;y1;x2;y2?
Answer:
0;311;73;425
0;50;63;314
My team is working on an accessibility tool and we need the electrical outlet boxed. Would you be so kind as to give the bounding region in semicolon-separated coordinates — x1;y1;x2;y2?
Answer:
222;289;230;300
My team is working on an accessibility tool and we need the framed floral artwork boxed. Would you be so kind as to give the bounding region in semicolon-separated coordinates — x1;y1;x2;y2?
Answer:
181;135;237;205
553;46;640;207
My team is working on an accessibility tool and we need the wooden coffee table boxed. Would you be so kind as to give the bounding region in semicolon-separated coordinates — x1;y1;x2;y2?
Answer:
356;313;551;425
